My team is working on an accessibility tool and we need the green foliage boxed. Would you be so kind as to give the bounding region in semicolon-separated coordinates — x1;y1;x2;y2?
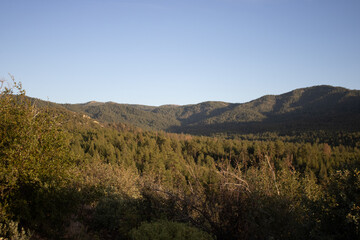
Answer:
0;79;76;237
0;219;31;240
313;169;360;239
130;220;214;240
92;195;143;239
0;80;70;190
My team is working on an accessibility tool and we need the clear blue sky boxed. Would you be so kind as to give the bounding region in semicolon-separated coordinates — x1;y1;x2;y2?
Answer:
1;0;359;106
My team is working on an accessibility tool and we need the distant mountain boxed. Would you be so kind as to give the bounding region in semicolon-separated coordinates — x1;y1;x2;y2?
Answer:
53;85;360;135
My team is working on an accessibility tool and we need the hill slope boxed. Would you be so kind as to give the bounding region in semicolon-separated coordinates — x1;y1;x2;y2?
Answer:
59;85;360;135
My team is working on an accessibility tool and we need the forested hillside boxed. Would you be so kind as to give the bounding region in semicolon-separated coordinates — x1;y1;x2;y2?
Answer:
1;82;360;239
61;85;360;135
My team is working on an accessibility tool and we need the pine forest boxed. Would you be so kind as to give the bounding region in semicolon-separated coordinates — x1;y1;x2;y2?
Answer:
1;80;360;240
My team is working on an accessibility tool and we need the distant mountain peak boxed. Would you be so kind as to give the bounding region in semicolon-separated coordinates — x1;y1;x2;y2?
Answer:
85;101;104;106
159;104;181;108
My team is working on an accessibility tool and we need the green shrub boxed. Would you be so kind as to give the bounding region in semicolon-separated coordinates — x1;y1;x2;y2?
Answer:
0;209;31;240
0;78;75;237
92;195;143;238
130;220;214;240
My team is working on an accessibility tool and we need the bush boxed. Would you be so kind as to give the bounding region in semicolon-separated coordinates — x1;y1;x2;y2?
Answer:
0;206;31;240
0;219;31;240
0;78;74;237
92;195;143;239
130;220;214;240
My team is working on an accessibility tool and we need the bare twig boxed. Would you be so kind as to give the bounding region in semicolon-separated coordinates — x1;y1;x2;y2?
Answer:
265;155;280;196
218;170;252;193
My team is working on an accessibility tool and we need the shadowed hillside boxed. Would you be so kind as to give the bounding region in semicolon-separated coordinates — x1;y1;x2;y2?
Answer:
58;85;360;135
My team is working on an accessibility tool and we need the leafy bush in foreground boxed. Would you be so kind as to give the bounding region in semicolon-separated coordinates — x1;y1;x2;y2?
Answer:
130;220;214;240
0;79;75;238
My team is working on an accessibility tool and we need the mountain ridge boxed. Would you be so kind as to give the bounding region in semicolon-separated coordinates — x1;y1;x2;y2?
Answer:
33;85;360;135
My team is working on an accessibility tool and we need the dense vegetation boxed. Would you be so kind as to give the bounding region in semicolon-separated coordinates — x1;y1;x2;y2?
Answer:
1;81;360;239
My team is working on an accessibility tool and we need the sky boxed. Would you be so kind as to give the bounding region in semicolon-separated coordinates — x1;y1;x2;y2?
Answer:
1;0;359;106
